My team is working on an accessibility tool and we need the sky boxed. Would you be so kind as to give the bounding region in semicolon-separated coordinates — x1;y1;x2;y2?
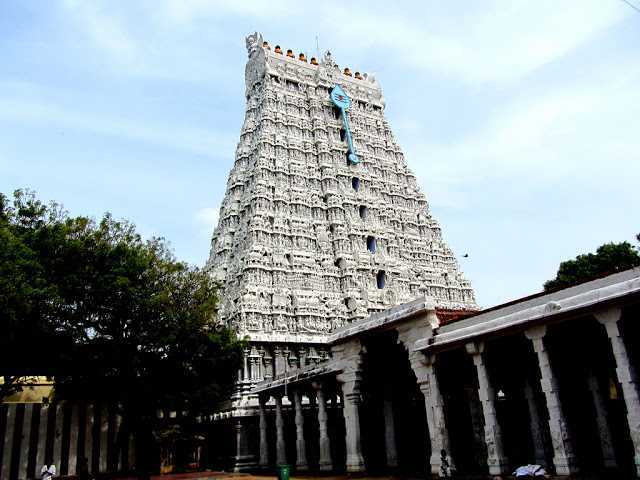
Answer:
1;0;639;308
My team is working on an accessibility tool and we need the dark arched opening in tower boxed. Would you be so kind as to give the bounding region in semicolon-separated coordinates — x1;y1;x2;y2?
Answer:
367;236;376;253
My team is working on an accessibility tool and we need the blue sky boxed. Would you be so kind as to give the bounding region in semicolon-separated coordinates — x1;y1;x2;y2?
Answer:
1;0;639;308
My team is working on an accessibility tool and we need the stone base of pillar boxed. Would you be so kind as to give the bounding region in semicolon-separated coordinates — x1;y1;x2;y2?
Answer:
232;455;257;473
346;461;366;473
429;453;442;476
346;451;365;473
552;454;580;476
488;460;510;476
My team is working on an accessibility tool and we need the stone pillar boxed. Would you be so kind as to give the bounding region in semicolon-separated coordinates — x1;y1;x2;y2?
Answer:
596;307;640;475
524;379;547;466
411;352;452;477
292;390;308;471
382;383;398;468
99;404;109;473
264;354;274;380
466;341;509;475
19;404;34;480
258;395;269;468
466;386;487;468
114;411;123;471
35;404;49;473
232;419;252;472
586;372;617;468
243;348;250;381
274;347;285;377
68;404;79;475
526;326;579;475
85;404;94;473
127;433;135;472
53;403;64;471
337;371;365;472
2;403;17;480
314;382;333;471
275;394;287;465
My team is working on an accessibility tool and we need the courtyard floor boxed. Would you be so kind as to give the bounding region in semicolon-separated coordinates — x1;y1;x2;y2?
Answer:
101;472;589;480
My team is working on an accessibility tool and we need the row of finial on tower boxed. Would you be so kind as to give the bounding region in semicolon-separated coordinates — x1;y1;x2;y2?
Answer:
262;40;365;80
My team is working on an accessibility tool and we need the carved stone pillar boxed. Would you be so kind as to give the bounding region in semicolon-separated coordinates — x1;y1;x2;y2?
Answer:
36;405;49;474
127;432;135;473
85;404;94;474
596;307;640;475
258;395;269;468
54;403;64;471
337;371;365;472
233;419;251;472
410;352;452;476
314;382;333;471
258;349;264;381
19;404;34;480
275;394;287;465
243;348;250;381
274;347;285;377
586;372;617;468
382;383;398;468
249;358;256;381
2;403;16;480
292;390;308;470
99;404;108;473
526;326;579;475
68;404;79;475
264;354;274;380
466;341;509;475
524;379;547;466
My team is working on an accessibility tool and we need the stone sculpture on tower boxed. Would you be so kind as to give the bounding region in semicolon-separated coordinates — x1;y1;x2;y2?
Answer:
206;32;477;469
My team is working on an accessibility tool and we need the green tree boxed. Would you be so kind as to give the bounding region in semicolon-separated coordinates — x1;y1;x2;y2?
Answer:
544;238;640;291
0;190;244;473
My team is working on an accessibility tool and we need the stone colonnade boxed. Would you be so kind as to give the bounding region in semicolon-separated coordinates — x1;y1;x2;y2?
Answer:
435;305;639;477
257;380;340;471
253;303;640;477
0;402;133;480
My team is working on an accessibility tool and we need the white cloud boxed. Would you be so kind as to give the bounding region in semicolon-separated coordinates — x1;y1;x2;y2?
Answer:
58;0;630;85
0;93;235;157
63;0;138;63
407;59;640;188
158;0;296;24
326;0;629;83
194;206;220;236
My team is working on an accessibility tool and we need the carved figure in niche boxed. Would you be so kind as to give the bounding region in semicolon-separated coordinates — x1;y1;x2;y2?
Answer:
264;316;274;333
275;315;288;331
247;314;262;331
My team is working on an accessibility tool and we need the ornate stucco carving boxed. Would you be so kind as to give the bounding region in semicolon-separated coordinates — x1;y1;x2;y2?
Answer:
207;33;477;346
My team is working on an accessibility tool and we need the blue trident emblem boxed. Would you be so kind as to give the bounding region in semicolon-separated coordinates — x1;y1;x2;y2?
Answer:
330;84;359;164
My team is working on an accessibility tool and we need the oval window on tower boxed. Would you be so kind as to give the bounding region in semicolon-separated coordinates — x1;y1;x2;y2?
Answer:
367;236;376;253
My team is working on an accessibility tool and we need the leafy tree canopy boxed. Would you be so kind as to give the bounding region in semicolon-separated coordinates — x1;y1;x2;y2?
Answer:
544;237;640;292
0;189;244;419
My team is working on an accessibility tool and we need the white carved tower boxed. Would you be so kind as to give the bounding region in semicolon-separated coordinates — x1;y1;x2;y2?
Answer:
206;33;476;423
